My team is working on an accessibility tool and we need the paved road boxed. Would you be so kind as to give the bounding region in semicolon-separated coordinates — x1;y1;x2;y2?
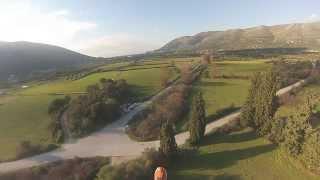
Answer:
0;79;307;174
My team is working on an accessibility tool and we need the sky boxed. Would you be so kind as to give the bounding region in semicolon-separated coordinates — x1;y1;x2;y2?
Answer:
0;0;320;57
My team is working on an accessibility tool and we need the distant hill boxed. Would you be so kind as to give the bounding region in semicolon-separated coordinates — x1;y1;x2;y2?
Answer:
0;41;95;84
158;22;320;53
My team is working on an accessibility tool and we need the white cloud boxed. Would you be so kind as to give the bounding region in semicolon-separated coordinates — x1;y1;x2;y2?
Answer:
0;1;97;49
0;1;161;57
304;14;320;22
76;34;161;57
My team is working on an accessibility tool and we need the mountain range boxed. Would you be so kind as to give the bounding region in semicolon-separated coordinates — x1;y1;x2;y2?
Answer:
158;22;320;53
0;41;95;84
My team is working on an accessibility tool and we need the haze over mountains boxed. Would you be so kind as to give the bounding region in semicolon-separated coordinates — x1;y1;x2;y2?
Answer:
158;22;320;52
0;41;95;84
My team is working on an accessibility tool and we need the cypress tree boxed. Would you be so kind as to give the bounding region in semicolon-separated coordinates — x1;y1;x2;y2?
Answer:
240;72;261;127
240;69;279;136
254;69;279;136
159;120;177;158
189;92;206;145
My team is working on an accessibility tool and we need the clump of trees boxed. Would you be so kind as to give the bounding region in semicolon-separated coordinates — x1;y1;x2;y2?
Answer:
128;84;190;141
273;60;312;87
240;69;279;136
189;92;206;145
49;79;134;139
240;65;320;174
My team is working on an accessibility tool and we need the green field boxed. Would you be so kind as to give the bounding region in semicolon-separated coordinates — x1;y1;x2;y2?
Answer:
0;59;186;161
0;95;60;160
172;128;319;180
199;60;271;120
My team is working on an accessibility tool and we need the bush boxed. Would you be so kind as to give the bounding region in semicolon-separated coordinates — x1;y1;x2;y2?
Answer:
1;157;110;180
96;149;166;180
52;79;132;138
16;141;59;160
16;141;42;159
215;117;242;134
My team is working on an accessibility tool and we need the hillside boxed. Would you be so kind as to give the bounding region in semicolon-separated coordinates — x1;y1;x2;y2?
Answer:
0;41;95;84
158;22;320;53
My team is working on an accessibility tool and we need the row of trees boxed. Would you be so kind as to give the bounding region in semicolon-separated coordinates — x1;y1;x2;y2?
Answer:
241;67;320;174
159;91;206;159
240;69;279;136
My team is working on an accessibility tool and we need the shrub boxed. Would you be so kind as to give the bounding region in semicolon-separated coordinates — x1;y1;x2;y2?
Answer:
16;141;42;159
0;157;110;180
96;149;166;180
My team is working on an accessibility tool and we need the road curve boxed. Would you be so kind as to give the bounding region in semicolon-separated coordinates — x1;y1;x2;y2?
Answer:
0;79;307;174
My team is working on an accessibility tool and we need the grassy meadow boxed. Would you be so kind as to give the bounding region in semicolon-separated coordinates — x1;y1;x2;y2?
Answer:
171;128;319;180
198;60;271;121
0;95;60;160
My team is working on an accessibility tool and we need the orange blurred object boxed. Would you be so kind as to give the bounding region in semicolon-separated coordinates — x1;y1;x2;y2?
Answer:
154;166;167;180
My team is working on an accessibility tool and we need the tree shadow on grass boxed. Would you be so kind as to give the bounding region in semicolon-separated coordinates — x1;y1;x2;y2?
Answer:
200;130;257;145
177;143;276;171
199;81;229;87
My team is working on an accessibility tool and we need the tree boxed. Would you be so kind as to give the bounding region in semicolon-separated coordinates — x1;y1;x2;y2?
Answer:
189;92;206;145
159;121;177;158
240;69;279;136
254;69;279;135
300;131;320;172
240;72;262;127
